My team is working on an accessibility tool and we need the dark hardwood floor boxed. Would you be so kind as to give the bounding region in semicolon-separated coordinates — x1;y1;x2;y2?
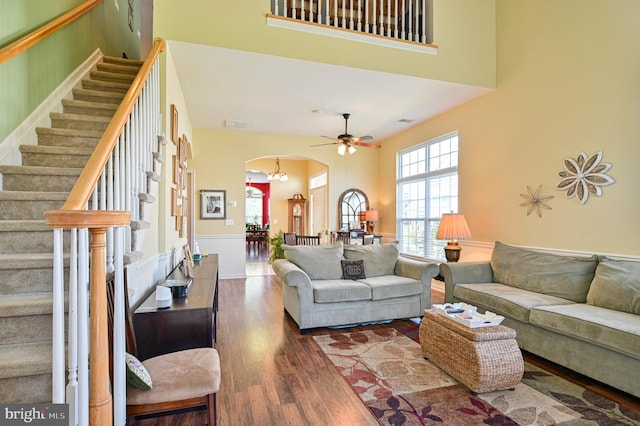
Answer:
133;259;640;425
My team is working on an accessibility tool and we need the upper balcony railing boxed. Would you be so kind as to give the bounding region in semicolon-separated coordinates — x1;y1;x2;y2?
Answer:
268;0;436;53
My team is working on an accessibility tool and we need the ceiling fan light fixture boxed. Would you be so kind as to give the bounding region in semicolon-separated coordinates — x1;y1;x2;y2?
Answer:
337;144;347;155
348;145;357;154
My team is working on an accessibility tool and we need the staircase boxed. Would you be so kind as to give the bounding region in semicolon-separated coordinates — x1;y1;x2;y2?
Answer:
0;55;157;404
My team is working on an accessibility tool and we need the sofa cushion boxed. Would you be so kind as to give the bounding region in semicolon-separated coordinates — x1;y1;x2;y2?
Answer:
343;243;399;277
586;257;640;315
490;241;598;302
453;283;575;323
312;279;372;303
357;275;423;300
530;304;640;360
341;260;366;280
283;243;343;280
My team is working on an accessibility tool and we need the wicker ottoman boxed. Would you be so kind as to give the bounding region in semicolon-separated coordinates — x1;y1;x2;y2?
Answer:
419;309;523;394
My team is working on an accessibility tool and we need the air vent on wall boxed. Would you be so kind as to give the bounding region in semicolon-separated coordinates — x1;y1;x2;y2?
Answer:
224;120;254;129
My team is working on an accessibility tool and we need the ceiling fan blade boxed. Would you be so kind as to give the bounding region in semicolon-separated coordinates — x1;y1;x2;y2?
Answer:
310;142;339;147
352;135;373;142
320;135;337;140
351;140;381;149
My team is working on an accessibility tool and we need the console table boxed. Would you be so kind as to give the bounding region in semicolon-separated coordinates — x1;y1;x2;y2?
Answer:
133;254;219;360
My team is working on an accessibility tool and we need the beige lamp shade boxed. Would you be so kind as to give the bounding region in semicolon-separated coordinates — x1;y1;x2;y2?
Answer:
436;213;472;262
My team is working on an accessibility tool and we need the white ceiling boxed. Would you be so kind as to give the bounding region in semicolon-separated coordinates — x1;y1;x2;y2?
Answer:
169;40;492;146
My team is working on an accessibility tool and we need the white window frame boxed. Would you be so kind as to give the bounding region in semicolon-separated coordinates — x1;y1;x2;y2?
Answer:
396;132;459;260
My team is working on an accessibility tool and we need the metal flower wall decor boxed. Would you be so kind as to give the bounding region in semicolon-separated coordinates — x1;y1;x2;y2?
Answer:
556;151;614;205
520;185;554;218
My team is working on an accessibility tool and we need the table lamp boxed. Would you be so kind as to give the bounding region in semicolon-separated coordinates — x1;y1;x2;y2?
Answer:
362;210;379;235
435;213;472;262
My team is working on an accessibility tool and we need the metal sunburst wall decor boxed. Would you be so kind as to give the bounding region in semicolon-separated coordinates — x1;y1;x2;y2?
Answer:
520;185;554;218
556;151;614;205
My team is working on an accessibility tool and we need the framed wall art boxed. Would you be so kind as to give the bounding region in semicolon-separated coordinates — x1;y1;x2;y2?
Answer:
170;104;179;145
200;189;226;220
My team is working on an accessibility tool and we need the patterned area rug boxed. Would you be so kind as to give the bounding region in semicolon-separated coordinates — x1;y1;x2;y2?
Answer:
313;326;640;425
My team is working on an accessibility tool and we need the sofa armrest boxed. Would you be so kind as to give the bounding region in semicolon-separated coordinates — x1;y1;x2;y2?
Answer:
271;259;313;290
395;257;439;310
439;262;494;303
394;256;439;283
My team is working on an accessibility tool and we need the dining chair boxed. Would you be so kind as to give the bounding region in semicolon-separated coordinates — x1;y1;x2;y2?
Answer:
335;231;351;245
295;235;320;245
362;234;375;245
107;271;221;425
283;232;297;245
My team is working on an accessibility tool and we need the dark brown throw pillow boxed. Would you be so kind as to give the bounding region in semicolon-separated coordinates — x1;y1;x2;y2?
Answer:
341;259;366;280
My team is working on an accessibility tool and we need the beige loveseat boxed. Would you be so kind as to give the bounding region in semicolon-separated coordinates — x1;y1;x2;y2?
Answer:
272;242;439;332
441;241;640;398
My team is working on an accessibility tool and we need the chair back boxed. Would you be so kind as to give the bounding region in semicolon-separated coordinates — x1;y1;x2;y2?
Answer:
106;271;138;381
362;235;374;245
334;231;351;245
295;235;320;245
283;232;297;245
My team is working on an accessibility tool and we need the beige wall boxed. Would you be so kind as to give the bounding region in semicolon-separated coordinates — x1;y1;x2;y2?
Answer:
153;0;496;88
378;0;640;256
190;129;379;237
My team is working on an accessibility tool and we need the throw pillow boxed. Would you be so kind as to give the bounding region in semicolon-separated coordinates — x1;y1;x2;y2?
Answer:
125;352;153;390
490;241;598;302
341;259;366;280
343;243;399;277
586;257;640;315
283;242;344;280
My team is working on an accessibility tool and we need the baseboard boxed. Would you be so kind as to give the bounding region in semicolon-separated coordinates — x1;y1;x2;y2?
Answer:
0;48;103;166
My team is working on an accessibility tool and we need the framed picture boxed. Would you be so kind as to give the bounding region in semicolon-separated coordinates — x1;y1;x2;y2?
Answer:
171;187;177;216
182;244;193;277
172;154;178;184
170;104;179;145
200;189;226;220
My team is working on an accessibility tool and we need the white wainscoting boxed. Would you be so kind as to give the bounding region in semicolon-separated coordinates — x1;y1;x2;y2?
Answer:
196;234;247;279
125;251;174;308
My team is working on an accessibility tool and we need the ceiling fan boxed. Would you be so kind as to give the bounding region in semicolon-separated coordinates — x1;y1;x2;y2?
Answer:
311;113;381;155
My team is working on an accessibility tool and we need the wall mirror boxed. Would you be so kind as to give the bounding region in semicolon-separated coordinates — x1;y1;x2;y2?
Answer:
338;188;369;231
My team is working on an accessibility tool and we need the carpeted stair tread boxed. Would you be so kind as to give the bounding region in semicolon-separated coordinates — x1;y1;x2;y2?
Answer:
96;62;141;75
0;165;82;175
81;78;130;93
50;112;111;127
19;145;94;157
89;70;135;85
36;127;103;139
0;253;56;269
61;98;118;117
72;87;124;104
0;292;55;317
0;220;49;232
103;55;144;67
0;343;51;379
0;191;68;201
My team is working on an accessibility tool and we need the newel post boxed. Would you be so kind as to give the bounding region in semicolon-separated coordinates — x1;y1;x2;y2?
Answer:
88;226;112;425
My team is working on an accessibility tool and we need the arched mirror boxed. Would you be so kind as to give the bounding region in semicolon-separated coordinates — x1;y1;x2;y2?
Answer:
338;189;369;231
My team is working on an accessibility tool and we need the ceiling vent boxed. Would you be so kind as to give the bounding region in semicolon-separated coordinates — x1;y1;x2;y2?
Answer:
224;120;253;129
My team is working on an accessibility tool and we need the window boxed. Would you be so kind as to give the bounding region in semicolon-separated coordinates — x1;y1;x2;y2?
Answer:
396;132;459;260
245;186;264;226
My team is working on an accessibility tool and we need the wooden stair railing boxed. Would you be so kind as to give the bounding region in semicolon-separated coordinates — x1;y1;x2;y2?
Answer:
0;0;102;65
44;36;166;425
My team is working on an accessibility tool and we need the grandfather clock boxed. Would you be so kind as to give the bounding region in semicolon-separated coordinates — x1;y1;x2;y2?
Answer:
288;193;306;235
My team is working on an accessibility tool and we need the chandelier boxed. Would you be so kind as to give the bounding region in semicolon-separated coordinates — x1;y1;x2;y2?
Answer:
267;157;288;181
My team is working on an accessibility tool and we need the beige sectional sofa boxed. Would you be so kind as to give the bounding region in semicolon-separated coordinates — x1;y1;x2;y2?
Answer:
272;242;439;332
440;241;640;398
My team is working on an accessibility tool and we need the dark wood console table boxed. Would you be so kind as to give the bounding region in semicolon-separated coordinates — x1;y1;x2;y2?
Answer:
133;254;219;360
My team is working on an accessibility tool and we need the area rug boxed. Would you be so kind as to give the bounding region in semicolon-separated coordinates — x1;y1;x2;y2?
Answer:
313;326;640;425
